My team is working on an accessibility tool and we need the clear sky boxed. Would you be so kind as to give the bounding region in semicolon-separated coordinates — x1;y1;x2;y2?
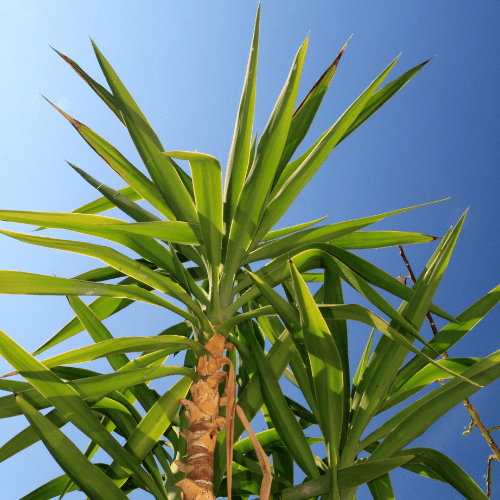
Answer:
1;1;499;499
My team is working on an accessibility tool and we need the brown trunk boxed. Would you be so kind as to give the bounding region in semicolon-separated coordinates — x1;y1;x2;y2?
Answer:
175;333;235;500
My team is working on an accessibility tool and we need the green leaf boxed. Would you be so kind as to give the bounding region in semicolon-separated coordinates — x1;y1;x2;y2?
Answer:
74;259;157;282
389;283;500;397
322;268;350;452
352;328;374;396
52;46;124;122
223;4;260;234
71;185;142;216
339;58;432;144
68;162;160;223
251;55;400;247
165;151;224;319
290;261;343;497
0;408;67;463
344;217;468;466
246;272;300;332
215;305;276;336
66;295;129;371
0;379;31;393
91;39;198;223
44;96;176;220
218;470;284;497
332;230;438;249
0;229;207;324
97;221;203;245
245;199;446;264
322;243;458;324
0;209;177;274
33;276;140;355
365;349;500;460
221;36;309;302
379;358;479;413
213;330;297;493
241;320;319;480
0;364;196;419
234;249;431;350
19;473;80;500
274;38;349;185
103;376;192;489
278;456;415;500
262;216;328;242
0;270;196;323
367;473;396;500
16;394;130;500
397;447;489;500
40;335;206;368
318;304;474;384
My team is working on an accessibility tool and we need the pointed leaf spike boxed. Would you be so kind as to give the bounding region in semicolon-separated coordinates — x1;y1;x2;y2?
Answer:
221;35;309;305
90;39;198;223
273;36;350;185
50;46;124;124
223;3;260;233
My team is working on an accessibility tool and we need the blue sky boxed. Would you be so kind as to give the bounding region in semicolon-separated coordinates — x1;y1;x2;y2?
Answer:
1;1;499;498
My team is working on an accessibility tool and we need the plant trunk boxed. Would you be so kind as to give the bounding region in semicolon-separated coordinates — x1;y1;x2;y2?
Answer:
175;333;234;500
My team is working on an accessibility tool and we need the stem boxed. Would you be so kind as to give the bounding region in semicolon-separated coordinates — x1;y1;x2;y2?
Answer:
487;455;497;498
175;333;234;500
463;399;500;462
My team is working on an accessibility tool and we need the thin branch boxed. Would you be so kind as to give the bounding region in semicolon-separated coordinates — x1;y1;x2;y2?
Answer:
463;416;475;435
487;455;497;498
463;399;500;462
398;245;447;356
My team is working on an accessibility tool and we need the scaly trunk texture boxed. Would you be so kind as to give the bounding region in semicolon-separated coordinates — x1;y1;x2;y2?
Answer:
175;333;235;500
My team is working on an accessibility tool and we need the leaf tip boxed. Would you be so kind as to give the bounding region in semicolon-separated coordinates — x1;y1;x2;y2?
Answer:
42;94;82;130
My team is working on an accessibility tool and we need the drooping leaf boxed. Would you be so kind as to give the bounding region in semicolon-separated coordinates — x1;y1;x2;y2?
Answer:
16;395;129;500
397;447;489;500
0;364;197;419
101;376;192;489
96;221;203;245
40;335;206;368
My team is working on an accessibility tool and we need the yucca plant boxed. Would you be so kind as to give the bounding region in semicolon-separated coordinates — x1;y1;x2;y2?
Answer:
1;5;499;500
